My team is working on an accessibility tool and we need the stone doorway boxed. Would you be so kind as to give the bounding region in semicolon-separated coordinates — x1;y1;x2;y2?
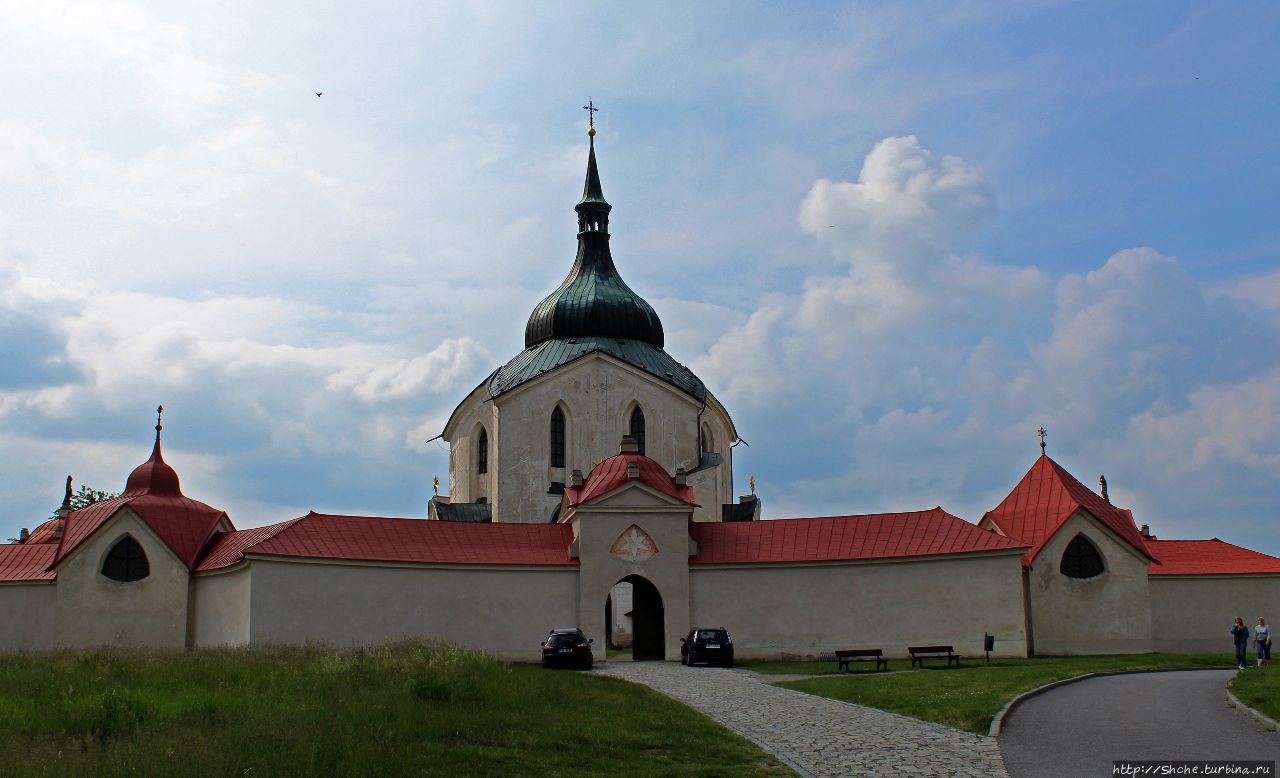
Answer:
614;574;664;661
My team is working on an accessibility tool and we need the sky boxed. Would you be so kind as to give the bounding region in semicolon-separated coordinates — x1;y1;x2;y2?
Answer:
1;1;1278;555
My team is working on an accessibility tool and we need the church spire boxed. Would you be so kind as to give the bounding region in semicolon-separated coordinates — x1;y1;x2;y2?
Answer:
580;136;608;205
523;112;664;349
123;405;183;497
576;105;611;234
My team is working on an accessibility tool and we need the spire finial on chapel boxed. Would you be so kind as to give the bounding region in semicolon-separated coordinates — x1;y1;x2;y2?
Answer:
1037;426;1047;454
578;100;608;210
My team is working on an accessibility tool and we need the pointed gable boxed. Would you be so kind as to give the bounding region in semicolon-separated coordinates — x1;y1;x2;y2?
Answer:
984;454;1154;566
51;416;231;572
564;452;696;508
194;518;304;571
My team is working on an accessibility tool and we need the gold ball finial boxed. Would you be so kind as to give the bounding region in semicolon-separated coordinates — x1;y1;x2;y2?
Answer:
588;126;596;137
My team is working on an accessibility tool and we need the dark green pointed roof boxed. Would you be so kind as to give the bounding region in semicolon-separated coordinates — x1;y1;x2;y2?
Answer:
578;134;609;209
523;137;665;349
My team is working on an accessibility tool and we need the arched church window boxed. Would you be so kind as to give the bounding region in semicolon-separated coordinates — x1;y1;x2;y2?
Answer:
629;406;646;456
477;428;489;475
1060;534;1105;579
102;536;149;582
701;424;713;455
550;407;566;468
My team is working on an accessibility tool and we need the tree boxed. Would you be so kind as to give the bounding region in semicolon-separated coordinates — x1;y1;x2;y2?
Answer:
70;485;119;511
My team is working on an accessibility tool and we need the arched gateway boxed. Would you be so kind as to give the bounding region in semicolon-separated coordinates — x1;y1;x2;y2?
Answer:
610;575;665;660
563;436;695;664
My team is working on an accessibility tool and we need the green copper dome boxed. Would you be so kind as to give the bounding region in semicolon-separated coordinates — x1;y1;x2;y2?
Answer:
523;137;665;349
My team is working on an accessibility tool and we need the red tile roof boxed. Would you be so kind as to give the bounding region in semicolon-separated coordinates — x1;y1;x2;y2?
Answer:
239;512;577;566
1146;539;1280;576
565;453;696;508
0;544;57;582
983;455;1154;566
122;438;183;498
690;508;1027;565
24;518;63;545
52;493;228;571
194;519;302;572
51;436;229;571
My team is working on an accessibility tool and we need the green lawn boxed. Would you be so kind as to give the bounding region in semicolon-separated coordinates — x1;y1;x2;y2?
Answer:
1232;666;1280;725
754;653;1232;734
0;644;788;777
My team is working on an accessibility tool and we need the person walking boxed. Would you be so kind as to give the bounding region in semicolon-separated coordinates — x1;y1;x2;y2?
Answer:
1232;617;1250;670
1256;618;1271;668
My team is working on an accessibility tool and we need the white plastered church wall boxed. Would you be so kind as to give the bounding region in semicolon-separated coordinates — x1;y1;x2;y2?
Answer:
1025;510;1154;655
442;382;496;505
52;507;190;650
243;558;579;659
608;581;634;646
190;565;252;648
0;582;56;651
689;552;1029;659
1148;575;1280;654
688;393;736;521
444;354;734;523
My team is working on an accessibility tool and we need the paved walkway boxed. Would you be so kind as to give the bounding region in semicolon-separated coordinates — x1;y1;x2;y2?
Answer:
999;669;1280;777
598;661;1006;777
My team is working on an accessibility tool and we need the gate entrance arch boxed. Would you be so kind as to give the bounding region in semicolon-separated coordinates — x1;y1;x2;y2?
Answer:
611;574;665;661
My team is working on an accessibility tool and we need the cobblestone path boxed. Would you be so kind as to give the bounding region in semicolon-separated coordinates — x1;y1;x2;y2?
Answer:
598;662;1007;777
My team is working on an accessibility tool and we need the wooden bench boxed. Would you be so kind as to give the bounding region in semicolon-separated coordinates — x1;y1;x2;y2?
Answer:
835;648;888;672
908;645;961;668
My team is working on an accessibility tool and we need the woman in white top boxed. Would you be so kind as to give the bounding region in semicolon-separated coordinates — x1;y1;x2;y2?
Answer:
1256;618;1271;668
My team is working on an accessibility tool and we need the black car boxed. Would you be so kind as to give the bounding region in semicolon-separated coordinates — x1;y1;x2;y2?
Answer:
681;627;734;667
541;628;594;669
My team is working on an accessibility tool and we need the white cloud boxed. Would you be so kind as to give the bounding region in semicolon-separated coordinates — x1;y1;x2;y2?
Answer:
0;1;241;127
800;135;996;258
697;135;1046;411
0;256;488;527
0;117;295;223
327;338;492;403
1023;247;1269;427
697;135;1280;557
1216;267;1280;313
1132;369;1280;472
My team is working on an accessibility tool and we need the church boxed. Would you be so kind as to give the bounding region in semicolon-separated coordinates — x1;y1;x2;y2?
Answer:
3;128;1279;661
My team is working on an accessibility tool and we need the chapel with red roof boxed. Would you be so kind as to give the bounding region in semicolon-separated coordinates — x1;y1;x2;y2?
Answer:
3;128;1278;659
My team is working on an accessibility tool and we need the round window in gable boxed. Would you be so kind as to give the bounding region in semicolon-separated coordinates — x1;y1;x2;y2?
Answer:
102;536;150;582
1060;534;1105;579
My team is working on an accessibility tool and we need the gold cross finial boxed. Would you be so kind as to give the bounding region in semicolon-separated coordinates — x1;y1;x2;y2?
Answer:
583;99;598;136
749;475;756;496
1037;426;1047;453
432;477;439;496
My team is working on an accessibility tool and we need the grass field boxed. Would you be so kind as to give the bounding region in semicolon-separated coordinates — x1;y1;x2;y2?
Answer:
1231;666;1280;725
747;653;1233;734
0;644;788;777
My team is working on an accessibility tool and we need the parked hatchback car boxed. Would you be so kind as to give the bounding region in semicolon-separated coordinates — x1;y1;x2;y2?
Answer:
681;627;734;667
541;628;594;669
